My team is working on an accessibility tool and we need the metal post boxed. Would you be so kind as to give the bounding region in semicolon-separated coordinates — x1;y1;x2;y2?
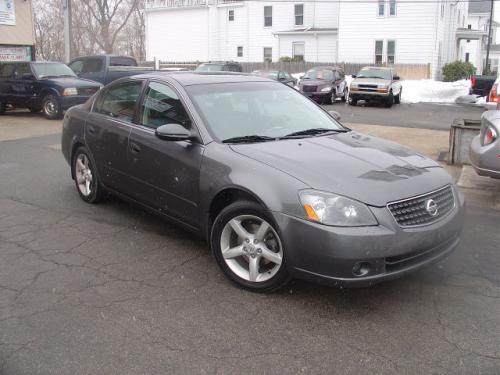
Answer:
484;0;494;74
63;0;70;62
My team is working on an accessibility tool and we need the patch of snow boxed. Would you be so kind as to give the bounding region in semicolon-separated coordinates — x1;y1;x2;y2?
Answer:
475;95;488;105
292;72;304;80
400;79;471;104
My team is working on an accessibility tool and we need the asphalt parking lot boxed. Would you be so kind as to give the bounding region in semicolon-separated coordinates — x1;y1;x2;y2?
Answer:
0;106;499;374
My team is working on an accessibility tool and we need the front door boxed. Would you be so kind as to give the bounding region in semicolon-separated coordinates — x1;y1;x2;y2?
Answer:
84;79;144;193
127;81;204;228
9;63;34;107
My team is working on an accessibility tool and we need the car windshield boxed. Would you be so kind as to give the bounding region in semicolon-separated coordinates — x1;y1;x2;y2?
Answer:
195;64;225;72
186;82;345;142
302;69;334;80
32;63;77;78
357;68;392;80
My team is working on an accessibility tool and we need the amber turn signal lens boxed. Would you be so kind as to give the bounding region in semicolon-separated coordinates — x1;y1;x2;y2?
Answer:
303;204;320;222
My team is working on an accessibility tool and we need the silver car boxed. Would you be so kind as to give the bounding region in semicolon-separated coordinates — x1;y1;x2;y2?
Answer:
470;110;500;179
349;67;403;108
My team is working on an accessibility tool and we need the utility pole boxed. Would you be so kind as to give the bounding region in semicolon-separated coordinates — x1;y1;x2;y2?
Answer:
484;0;494;74
63;0;72;62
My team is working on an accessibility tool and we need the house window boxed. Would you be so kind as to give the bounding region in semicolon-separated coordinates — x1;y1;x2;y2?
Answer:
237;46;243;57
468;24;471;29
292;42;305;61
378;0;385;16
465;52;470;62
228;10;234;21
295;4;304;26
264;6;272;27
389;0;396;16
263;47;272;62
387;40;396;64
375;40;383;64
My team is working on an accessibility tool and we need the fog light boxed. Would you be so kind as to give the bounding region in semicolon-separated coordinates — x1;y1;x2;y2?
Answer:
352;261;371;277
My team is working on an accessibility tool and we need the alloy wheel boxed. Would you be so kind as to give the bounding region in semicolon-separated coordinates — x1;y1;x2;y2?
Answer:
220;215;283;283
75;154;93;197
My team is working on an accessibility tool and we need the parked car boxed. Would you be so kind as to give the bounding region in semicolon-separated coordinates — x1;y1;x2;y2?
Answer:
470;74;496;97
298;66;348;104
470;110;500;179
349;66;402;108
195;61;243;72
251;70;297;87
68;55;154;85
0;61;102;119
61;72;464;292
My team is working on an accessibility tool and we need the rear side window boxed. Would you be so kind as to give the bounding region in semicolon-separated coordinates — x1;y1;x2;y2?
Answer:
0;64;15;78
141;81;190;129
82;59;103;73
110;57;136;67
97;81;143;122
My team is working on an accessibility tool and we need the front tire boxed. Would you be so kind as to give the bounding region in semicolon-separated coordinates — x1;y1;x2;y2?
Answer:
341;88;348;102
72;146;103;203
394;90;401;104
42;95;62;119
211;201;289;292
384;92;394;108
349;96;358;106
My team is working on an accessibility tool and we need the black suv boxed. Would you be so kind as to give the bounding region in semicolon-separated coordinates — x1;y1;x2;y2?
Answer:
0;61;102;119
195;61;243;72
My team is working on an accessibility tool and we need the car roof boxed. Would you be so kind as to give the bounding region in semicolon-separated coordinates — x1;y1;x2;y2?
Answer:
132;71;271;86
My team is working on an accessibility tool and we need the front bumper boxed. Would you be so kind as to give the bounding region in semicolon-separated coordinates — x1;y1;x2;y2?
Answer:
273;189;465;287
350;90;390;101
301;90;331;101
470;134;500;179
60;95;92;110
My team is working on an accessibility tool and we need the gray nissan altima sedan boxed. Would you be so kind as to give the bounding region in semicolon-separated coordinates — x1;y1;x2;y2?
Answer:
61;72;465;292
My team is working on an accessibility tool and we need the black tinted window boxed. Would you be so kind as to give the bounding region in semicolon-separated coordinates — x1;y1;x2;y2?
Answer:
82;59;103;73
69;60;83;74
14;64;30;78
0;64;15;78
98;81;143;122
110;57;136;67
141;82;190;130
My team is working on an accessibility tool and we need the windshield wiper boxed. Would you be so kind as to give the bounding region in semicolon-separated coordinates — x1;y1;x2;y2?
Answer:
222;135;276;144
282;128;349;139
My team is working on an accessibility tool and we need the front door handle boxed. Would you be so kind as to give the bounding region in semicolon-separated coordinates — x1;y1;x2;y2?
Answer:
87;126;96;135
130;142;141;154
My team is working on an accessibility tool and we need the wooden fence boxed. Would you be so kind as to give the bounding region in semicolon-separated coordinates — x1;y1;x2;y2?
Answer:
138;61;431;80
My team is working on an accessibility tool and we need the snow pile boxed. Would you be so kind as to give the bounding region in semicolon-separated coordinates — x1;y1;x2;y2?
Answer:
400;79;471;104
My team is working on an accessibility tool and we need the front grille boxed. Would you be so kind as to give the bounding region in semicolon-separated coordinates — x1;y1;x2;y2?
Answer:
387;185;455;227
78;87;99;96
359;84;378;89
302;85;317;93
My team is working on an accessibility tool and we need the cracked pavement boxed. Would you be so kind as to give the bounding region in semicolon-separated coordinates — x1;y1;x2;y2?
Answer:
0;116;499;374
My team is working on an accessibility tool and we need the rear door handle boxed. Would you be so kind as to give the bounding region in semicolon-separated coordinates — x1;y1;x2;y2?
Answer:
130;142;141;154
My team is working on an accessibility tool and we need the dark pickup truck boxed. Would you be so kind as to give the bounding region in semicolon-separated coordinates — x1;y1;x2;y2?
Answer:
470;74;497;97
0;61;102;119
68;55;154;85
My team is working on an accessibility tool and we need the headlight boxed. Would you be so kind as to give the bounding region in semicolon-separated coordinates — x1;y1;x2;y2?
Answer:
350;83;358;89
482;125;497;145
377;84;388;89
63;88;78;96
320;86;332;92
299;190;378;226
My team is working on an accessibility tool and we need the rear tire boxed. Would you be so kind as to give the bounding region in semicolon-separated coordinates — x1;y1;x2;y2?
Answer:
42;95;62;119
72;146;103;204
211;201;290;293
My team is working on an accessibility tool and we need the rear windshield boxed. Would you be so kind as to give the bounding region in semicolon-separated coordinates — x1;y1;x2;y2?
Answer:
32;63;76;78
302;69;334;80
195;64;224;72
110;57;137;67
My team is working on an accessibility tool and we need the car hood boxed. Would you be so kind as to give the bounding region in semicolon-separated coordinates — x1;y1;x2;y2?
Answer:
46;77;101;88
230;132;447;207
352;77;390;86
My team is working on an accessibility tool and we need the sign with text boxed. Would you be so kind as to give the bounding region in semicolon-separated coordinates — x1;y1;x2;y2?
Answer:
0;0;15;25
0;46;32;61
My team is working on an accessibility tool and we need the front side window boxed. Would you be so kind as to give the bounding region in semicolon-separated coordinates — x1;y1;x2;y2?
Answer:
375;40;383;64
14;63;30;78
228;9;234;21
264;6;272;27
295;4;304;26
141;82;190;129
387;40;396;64
292;42;305;61
98;81;143;122
378;0;385;16
237;46;243;57
389;0;396;15
69;60;83;74
186;82;344;142
263;47;272;62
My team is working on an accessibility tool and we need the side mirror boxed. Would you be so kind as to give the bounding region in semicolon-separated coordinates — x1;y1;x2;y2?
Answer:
155;123;193;141
328;110;341;121
351;74;357;78
299;75;304;79
393;75;400;81
22;73;35;80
